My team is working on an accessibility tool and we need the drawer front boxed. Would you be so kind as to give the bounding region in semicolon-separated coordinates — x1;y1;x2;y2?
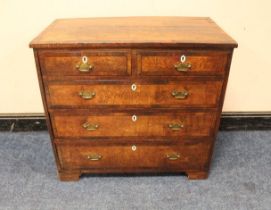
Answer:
137;50;229;76
51;111;216;138
47;81;223;108
39;50;131;76
56;142;211;169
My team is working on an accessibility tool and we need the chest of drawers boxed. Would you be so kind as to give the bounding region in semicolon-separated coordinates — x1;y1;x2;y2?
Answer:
30;17;237;181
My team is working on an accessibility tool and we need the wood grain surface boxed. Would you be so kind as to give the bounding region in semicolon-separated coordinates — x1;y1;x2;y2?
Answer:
47;81;223;108
30;17;237;48
56;142;211;170
39;49;131;76
51;110;216;138
138;49;230;76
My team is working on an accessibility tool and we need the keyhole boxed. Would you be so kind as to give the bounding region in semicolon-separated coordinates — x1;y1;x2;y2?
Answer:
180;55;186;63
131;83;137;91
131;145;137;151
82;56;88;63
132;115;137;122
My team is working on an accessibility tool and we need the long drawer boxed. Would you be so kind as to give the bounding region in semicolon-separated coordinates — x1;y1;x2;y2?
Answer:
50;110;217;138
56;142;211;170
47;80;223;108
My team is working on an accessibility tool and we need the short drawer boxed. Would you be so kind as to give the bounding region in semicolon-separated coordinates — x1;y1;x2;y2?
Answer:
51;110;216;138
47;80;223;108
56;142;211;170
39;50;131;76
137;50;229;76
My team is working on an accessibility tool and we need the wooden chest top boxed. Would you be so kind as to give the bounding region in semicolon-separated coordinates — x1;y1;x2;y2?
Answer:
30;16;237;49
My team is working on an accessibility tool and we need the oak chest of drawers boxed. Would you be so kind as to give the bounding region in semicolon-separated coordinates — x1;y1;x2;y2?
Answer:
30;17;237;181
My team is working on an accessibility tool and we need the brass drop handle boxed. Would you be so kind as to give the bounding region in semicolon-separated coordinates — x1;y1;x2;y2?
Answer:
171;90;189;99
82;122;99;131
166;153;180;160
76;56;93;72
87;154;102;161
168;123;184;131
78;91;96;100
174;55;191;72
174;63;192;72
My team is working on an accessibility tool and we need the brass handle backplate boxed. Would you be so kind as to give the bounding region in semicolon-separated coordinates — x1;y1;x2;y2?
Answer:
171;90;189;99
79;91;96;100
76;56;93;72
82;122;99;131
168;123;184;131
87;154;102;161
166;153;180;160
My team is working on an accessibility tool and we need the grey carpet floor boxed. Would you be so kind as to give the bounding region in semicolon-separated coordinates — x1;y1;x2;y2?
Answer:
0;131;270;210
